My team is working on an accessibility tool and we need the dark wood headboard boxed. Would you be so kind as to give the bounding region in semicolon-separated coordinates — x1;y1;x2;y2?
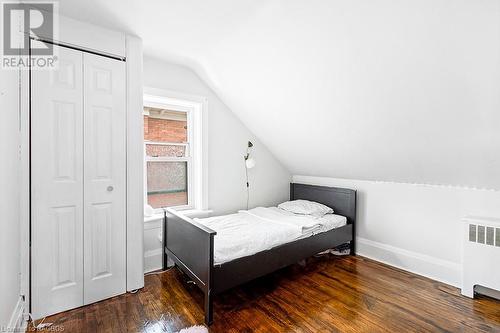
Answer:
290;183;357;225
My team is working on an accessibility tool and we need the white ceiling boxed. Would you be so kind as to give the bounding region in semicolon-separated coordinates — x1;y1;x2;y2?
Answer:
59;0;500;190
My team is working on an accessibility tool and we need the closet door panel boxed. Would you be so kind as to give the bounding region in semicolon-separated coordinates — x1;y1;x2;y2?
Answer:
31;46;84;319
83;53;127;304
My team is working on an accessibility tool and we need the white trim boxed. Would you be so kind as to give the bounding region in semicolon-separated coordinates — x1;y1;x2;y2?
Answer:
357;237;461;287
462;215;500;226
293;175;500;193
147;157;191;162
125;35;145;291
145;141;188;147
327;178;499;193
19;49;31;315
143;87;209;211
7;297;27;333
143;99;193;113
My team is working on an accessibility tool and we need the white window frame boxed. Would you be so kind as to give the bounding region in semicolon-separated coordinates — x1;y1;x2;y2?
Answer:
143;88;208;213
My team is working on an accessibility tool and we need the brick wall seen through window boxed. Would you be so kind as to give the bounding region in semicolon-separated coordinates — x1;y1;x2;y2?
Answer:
144;109;189;208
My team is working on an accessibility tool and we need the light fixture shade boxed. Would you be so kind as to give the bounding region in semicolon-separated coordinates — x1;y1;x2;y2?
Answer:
245;157;256;169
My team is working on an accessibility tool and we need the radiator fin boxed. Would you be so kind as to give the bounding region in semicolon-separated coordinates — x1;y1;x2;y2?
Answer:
477;226;485;244
469;224;477;242
468;223;500;247
486;227;495;246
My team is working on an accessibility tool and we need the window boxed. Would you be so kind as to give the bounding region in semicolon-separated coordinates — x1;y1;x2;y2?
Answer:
144;108;189;208
143;91;207;211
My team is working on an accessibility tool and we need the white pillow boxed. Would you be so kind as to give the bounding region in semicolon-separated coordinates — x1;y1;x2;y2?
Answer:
278;200;333;217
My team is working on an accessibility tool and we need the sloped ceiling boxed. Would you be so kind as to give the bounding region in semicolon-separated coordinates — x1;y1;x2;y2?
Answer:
59;0;500;190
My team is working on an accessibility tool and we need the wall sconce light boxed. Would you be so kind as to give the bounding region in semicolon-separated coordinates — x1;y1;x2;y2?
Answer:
244;141;255;209
244;141;256;169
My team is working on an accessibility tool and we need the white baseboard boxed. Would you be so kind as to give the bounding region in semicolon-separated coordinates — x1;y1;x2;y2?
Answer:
6;297;27;333
144;248;163;273
357;237;461;287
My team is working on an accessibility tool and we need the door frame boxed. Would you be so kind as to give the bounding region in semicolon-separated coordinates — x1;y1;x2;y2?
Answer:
19;32;144;315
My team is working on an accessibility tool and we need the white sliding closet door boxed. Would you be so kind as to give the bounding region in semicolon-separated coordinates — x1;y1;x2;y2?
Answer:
32;46;84;319
32;45;127;318
83;53;126;304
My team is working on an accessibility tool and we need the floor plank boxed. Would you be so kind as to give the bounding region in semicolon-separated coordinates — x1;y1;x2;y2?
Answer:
36;255;500;332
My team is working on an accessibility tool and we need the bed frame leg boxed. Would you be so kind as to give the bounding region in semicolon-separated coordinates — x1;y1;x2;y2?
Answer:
350;240;355;255
204;289;213;325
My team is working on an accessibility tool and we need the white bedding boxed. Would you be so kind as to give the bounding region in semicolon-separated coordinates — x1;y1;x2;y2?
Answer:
194;207;347;265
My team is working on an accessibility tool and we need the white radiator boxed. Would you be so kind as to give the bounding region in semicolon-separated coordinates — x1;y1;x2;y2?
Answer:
462;216;500;298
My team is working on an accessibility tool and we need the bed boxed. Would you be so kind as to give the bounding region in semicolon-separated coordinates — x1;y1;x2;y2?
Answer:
163;183;356;325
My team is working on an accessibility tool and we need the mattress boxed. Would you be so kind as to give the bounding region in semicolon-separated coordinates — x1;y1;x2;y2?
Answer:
194;207;347;265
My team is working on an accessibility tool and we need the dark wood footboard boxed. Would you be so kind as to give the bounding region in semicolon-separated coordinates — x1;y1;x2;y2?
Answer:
164;208;216;324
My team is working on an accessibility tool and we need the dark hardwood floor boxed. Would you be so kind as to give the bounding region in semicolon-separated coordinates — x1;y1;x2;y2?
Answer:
36;255;500;332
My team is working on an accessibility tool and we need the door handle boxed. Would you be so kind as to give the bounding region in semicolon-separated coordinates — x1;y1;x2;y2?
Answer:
107;186;114;192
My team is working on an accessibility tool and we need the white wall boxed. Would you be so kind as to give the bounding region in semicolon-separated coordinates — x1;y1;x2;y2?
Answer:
0;70;21;326
294;175;500;287
143;57;291;214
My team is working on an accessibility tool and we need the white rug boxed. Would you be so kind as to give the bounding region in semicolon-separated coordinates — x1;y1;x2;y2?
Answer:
177;325;208;333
